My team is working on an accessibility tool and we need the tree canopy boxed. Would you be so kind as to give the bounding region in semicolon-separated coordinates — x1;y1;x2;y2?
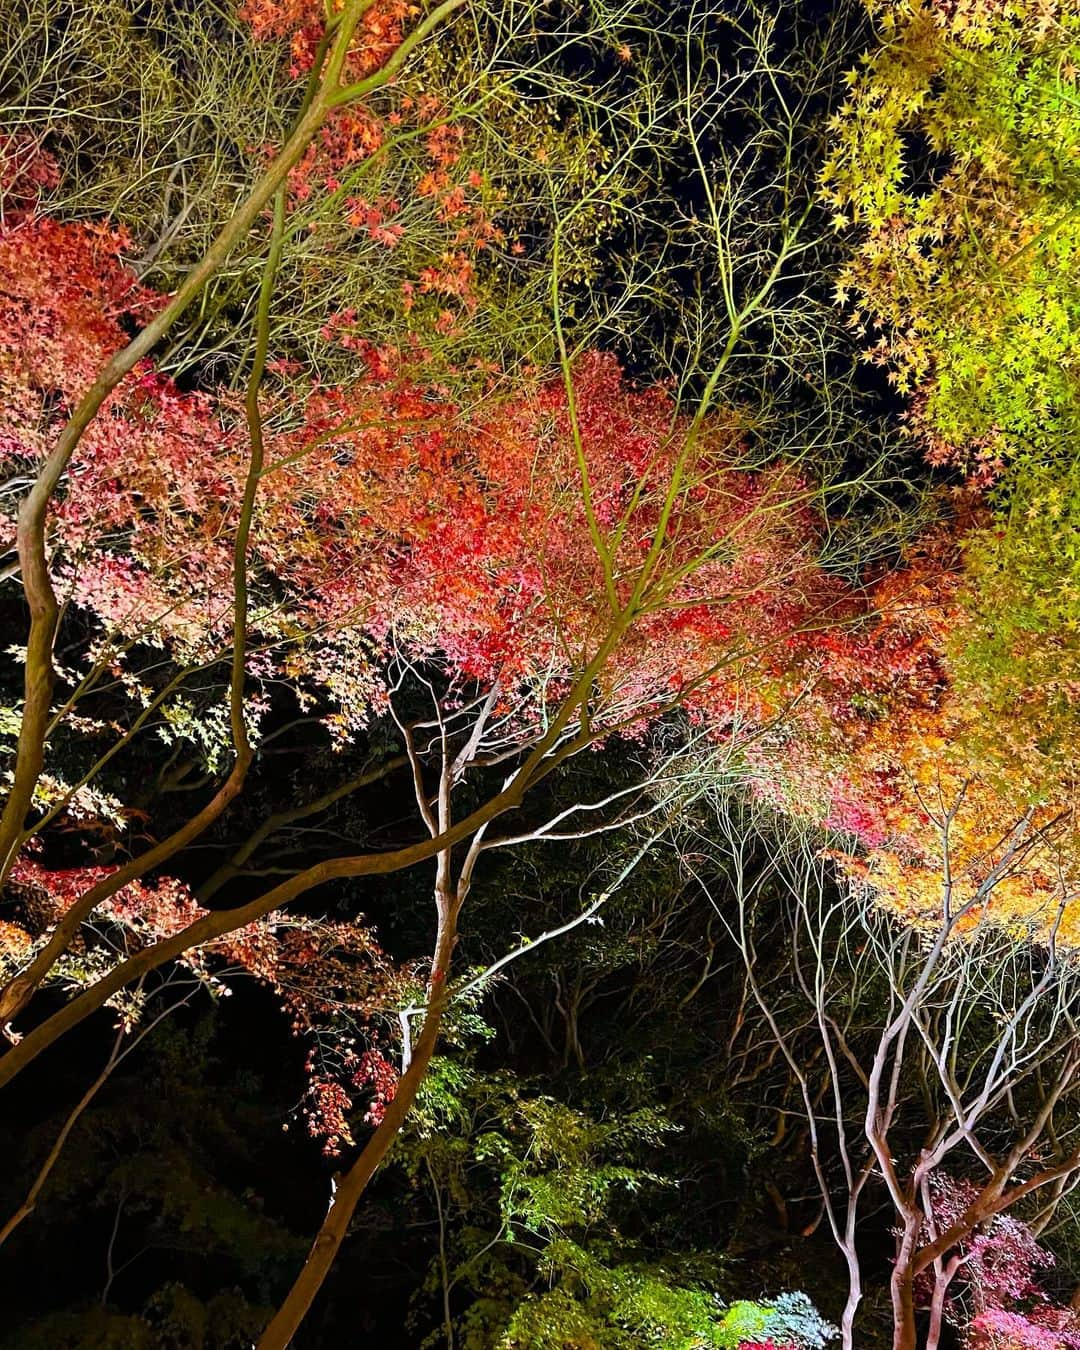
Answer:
1;0;1079;1347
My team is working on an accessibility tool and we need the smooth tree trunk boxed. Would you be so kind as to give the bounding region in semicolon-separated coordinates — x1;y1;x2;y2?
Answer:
0;771;534;1091
839;1245;862;1350
256;902;458;1349
925;1266;954;1350
891;1218;920;1350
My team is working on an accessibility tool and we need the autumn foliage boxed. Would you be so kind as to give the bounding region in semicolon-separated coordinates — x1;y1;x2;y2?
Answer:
807;0;1080;942
0;134;889;770
3;100;1078;1030
3;0;1080;1344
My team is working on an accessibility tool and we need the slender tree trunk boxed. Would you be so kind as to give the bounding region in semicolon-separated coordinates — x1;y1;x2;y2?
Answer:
257;902;458;1349
839;1244;862;1350
0;85;326;887
891;1275;917;1350
925;1266;954;1350
0;771;533;1090
891;1219;919;1350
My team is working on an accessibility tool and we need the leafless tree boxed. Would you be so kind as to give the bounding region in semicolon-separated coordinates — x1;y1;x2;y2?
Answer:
690;794;1080;1350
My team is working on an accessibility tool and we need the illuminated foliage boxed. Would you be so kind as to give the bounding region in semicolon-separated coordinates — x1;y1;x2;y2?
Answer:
822;0;1080;472
0;143;886;810
821;0;1080;836
397;1057;836;1349
6;0;1080;1344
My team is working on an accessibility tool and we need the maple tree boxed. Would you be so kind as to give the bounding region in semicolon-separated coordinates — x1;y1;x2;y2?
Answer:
767;3;1080;1034
913;1175;1080;1350
0;0;917;1342
736;0;1080;955
820;0;1080;822
780;579;1080;950
6;0;1080;1341
822;0;1080;471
